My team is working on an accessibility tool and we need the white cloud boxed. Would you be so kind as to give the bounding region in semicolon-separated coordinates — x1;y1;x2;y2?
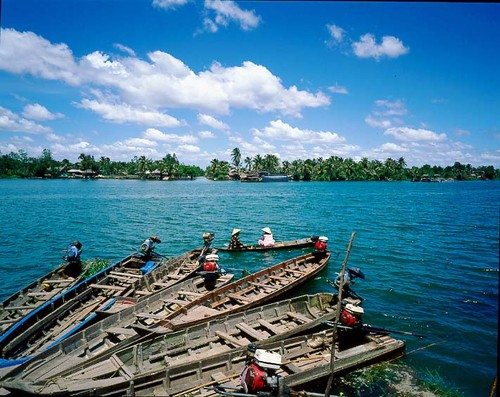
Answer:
143;128;198;144
384;127;447;142
0;28;80;85
253;119;346;144
353;34;409;60
326;24;345;43
77;98;181;127
198;130;216;139
373;99;407;116
365;115;392;129
152;0;189;10
0;106;52;134
177;144;200;153
22;103;64;121
197;113;229;130
0;29;329;119
328;84;348;94
203;0;261;32
123;138;157;147
113;43;136;57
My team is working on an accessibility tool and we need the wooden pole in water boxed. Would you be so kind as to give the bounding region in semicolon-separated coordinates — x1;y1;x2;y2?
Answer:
324;231;356;397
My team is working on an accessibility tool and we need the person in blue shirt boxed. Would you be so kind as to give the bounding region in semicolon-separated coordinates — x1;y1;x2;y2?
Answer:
62;240;83;278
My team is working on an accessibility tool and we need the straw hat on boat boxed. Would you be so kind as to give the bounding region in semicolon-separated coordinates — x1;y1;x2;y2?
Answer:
262;227;272;234
232;229;241;236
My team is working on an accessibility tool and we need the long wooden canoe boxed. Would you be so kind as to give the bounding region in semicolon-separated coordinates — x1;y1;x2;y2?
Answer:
0;248;211;366
141;250;331;332
5;327;403;396
0;293;360;395
217;237;315;252
0;261;104;336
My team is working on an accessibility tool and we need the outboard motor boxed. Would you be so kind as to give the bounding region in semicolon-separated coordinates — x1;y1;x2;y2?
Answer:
340;303;364;327
314;236;328;252
240;344;282;396
331;267;365;300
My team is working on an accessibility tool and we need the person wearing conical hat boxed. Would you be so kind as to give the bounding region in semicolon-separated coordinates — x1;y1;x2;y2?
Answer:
228;228;246;250
258;227;275;247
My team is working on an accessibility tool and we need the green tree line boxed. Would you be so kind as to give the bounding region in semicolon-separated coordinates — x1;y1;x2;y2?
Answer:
0;150;204;180
204;147;499;181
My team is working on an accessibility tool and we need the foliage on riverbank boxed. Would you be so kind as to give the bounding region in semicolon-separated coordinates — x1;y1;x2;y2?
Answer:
205;147;499;181
0;150;204;180
1;147;498;181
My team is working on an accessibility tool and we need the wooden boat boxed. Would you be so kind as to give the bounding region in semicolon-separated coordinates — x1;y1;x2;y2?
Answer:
0;248;212;366
217;237;316;252
0;293;359;395
0;262;84;336
141;250;331;332
0;250;328;370
5;326;404;396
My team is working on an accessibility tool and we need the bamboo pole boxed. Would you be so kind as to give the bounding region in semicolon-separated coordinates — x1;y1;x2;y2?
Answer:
324;231;356;397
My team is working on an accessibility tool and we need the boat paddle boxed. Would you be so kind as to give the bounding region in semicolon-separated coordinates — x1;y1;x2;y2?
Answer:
324;321;426;338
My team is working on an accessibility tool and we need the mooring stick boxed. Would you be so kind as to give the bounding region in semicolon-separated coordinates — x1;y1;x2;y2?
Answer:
324;231;356;397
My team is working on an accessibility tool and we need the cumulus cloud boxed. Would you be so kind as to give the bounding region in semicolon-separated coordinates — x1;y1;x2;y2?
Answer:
197;113;229;130
0;28;80;85
76;98;181;127
178;144;200;153
22;103;64;121
384;127;447;142
253;119;346;144
203;0;261;32
353;34;409;60
0;28;330;119
143;128;198;144
0;106;52;134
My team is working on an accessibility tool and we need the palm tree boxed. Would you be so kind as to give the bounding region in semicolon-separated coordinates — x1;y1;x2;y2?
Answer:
244;156;253;172
231;147;242;172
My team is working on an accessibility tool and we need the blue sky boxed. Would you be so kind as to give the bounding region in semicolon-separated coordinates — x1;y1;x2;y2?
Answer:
0;1;498;168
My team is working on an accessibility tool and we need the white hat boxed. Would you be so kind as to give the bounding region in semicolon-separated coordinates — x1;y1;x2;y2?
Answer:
318;236;328;242
262;227;272;234
206;254;219;261
345;303;364;316
232;228;241;236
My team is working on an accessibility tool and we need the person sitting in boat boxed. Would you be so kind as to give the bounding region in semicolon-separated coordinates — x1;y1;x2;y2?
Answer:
228;229;246;249
141;235;161;258
62;240;83;278
258;227;275;247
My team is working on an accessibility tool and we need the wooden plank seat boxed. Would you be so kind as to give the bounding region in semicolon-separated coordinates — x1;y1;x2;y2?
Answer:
4;305;38;311
27;292;52;297
249;281;277;290
41;279;73;284
257;319;284;335
110;271;142;279
89;284;126;291
235;322;267;340
285;269;306;275
226;293;255;304
214;331;245;347
108;273;137;282
0;318;20;325
269;275;290;282
286;311;311;323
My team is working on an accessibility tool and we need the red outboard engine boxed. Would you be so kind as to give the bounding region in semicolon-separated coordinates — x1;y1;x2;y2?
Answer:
340;303;364;327
240;345;281;396
314;236;328;252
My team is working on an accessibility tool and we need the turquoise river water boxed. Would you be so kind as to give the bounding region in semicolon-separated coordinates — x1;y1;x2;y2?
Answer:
0;178;498;396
